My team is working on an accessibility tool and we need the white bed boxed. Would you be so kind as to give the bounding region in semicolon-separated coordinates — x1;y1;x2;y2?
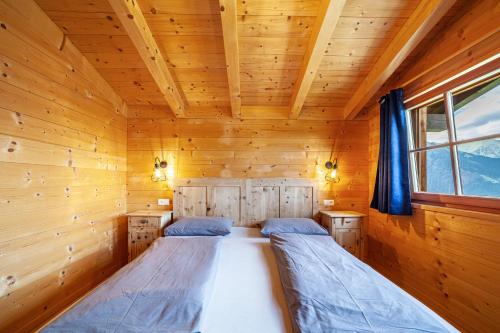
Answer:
203;227;293;333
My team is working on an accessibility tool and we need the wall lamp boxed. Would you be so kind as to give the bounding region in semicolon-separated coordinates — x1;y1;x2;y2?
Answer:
151;157;168;182
325;158;340;183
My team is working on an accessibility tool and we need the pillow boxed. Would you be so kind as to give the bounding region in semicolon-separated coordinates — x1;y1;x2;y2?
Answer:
165;216;233;236
261;218;328;237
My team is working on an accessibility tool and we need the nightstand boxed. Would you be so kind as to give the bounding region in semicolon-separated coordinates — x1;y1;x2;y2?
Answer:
320;210;365;259
126;210;172;261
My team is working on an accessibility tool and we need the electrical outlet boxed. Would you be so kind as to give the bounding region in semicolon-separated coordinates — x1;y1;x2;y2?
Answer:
323;199;334;206
158;198;170;206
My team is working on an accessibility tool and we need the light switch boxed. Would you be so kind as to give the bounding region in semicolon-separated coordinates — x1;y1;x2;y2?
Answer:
158;198;170;206
323;199;334;206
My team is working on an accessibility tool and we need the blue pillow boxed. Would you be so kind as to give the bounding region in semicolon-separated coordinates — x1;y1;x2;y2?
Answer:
261;218;328;237
165;216;233;236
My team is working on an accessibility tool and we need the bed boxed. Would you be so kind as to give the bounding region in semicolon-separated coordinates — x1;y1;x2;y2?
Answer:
271;233;458;333
41;227;292;333
42;236;223;332
41;178;456;333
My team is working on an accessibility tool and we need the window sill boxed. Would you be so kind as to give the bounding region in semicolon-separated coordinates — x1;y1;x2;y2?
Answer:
412;192;500;217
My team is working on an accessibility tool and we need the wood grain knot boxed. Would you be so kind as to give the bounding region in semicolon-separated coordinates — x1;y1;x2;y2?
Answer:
6;275;15;286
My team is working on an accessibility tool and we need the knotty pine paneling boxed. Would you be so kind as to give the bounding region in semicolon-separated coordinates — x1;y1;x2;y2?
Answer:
0;1;127;332
365;2;500;330
127;107;369;215
368;111;500;332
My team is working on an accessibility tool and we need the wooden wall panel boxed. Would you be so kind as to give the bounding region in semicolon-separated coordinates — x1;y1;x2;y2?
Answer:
365;2;500;331
369;84;500;333
127;106;369;216
280;186;314;218
249;186;280;223
0;1;127;332
175;186;208;217
208;186;241;222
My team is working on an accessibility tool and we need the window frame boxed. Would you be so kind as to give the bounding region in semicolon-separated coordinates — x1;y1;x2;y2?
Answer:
404;67;500;210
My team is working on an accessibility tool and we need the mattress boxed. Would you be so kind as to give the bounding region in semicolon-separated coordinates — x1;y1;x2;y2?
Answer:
203;227;293;333
42;236;222;333
271;233;458;333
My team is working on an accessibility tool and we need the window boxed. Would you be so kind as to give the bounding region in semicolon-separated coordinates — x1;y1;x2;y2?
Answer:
406;72;500;201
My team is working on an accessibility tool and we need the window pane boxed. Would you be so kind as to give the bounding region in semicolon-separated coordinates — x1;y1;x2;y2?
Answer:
452;76;500;141
411;99;449;148
412;147;454;194
457;138;500;198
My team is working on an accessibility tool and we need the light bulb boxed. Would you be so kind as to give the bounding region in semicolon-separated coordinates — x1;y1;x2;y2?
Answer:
330;168;337;179
153;167;162;181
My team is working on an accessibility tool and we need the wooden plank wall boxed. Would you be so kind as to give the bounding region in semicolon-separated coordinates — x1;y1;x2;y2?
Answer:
0;1;128;332
366;1;500;331
369;114;500;332
127;106;369;217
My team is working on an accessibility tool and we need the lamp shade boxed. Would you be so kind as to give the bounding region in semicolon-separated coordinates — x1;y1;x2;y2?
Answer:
151;157;168;182
325;158;340;183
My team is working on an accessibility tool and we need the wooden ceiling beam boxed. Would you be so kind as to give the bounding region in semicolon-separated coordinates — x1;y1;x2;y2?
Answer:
108;0;186;117
219;0;241;118
343;0;456;120
289;0;346;119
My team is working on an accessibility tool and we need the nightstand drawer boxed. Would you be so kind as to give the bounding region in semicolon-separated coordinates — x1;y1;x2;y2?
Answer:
320;211;364;260
129;216;159;228
129;224;158;232
126;210;172;262
334;217;360;229
128;229;159;261
335;228;360;257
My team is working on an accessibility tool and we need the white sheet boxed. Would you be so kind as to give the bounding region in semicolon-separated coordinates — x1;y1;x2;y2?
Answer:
203;227;293;333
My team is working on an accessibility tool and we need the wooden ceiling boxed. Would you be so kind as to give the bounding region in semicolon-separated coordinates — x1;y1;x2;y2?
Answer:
36;0;455;119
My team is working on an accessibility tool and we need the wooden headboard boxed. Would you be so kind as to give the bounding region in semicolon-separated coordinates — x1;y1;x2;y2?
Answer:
173;178;319;226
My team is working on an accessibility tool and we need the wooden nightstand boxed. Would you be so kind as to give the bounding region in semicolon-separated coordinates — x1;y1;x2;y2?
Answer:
126;210;172;261
320;211;365;259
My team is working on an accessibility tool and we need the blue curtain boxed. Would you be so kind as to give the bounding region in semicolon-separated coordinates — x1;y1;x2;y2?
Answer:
370;88;412;215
